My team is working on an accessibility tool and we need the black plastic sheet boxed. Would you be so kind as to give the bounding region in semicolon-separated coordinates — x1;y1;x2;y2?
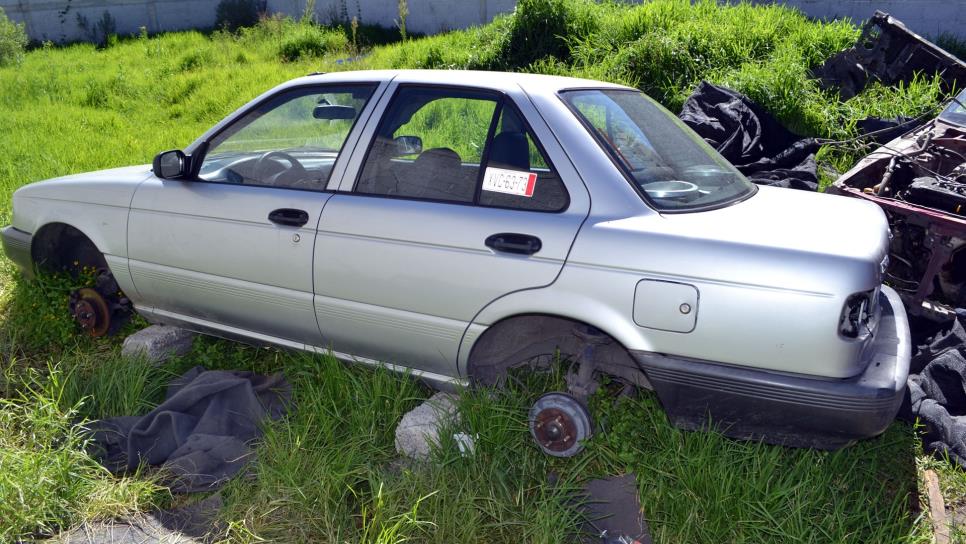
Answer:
679;82;820;191
901;311;966;469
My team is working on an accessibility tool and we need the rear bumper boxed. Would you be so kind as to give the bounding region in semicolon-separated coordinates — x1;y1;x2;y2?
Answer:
1;225;34;278
632;285;911;449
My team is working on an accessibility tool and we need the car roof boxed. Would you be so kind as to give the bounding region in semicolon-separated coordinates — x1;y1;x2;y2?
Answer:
285;69;633;96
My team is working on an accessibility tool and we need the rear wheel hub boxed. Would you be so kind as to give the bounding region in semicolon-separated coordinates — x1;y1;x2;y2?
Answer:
529;392;593;457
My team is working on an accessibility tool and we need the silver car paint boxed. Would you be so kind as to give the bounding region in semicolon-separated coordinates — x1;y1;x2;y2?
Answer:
9;70;891;384
311;77;592;376
10;165;153;300
126;79;392;346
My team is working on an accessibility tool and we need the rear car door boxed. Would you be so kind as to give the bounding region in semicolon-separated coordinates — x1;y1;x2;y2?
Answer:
313;83;590;376
128;83;380;345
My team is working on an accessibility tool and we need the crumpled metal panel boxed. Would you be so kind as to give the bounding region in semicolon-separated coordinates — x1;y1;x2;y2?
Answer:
812;11;966;100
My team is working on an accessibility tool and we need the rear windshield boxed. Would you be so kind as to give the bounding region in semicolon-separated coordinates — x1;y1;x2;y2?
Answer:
561;89;756;212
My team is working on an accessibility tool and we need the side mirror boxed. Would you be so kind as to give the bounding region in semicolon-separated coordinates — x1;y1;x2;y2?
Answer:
313;104;357;120
393;135;422;156
153;150;187;179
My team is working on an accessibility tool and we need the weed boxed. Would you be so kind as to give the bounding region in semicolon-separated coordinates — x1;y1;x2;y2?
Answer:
396;0;409;42
351;16;359;55
0;364;163;541
937;32;966;63
0;7;26;67
278;24;348;61
301;0;317;24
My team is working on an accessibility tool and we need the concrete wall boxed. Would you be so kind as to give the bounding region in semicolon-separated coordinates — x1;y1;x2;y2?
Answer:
750;0;966;39
2;0;963;45
0;0;518;44
0;0;218;43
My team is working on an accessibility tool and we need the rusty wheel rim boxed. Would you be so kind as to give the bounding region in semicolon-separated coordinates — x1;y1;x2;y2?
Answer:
71;288;111;337
528;392;592;457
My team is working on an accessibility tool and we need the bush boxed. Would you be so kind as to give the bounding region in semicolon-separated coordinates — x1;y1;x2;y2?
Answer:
0;7;27;67
499;0;598;69
278;24;348;61
215;0;264;32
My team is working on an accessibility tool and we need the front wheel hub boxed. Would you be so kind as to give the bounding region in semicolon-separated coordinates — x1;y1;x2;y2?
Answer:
528;392;593;457
70;287;111;337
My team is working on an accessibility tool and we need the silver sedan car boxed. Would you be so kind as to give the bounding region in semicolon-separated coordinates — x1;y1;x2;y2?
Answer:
2;70;910;452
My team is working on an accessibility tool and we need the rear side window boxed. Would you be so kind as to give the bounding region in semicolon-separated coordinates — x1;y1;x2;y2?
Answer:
199;85;376;191
479;105;567;212
355;87;498;203
354;85;568;212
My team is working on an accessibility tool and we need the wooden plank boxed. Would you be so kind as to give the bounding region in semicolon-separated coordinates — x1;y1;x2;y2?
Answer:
925;469;949;544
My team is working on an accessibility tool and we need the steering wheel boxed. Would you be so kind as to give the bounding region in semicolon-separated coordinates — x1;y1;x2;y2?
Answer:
253;151;307;185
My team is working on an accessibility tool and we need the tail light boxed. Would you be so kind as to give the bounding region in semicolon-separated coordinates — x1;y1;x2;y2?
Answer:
839;290;875;338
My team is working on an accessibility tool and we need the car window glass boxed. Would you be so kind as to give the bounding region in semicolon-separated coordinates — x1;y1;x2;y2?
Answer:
355;87;498;203
563;89;755;212
198;85;376;191
479;105;568;212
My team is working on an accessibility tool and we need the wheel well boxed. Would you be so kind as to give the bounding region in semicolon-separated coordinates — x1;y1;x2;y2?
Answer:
31;223;106;274
466;313;650;388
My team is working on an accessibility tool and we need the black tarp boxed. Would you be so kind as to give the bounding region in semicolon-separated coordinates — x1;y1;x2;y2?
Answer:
679;81;820;192
90;366;290;493
902;311;966;469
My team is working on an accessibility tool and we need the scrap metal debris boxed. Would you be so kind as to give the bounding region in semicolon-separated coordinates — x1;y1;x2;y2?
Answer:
679;82;820;191
580;474;651;544
812;11;966;100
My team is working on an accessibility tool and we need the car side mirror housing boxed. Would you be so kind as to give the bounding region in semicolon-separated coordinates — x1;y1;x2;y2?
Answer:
313;104;357;120
153;150;188;179
394;135;422;156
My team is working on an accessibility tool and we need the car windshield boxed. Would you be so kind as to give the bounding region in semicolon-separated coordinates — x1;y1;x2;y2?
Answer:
561;89;756;212
939;89;966;127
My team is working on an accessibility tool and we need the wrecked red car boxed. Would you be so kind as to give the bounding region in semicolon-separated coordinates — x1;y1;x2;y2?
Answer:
831;90;966;320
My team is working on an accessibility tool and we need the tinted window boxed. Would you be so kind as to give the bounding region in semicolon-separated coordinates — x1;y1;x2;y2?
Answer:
562;89;755;212
479;105;567;212
355;87;498;203
199;84;376;191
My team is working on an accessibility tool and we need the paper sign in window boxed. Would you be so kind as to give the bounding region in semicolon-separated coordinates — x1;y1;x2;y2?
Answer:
482;167;537;197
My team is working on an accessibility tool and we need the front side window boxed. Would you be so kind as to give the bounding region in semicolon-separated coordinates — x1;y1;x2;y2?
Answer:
198;84;376;190
562;89;756;212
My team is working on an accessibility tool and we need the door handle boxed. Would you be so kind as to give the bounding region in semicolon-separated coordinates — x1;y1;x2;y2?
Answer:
485;233;542;255
268;208;309;227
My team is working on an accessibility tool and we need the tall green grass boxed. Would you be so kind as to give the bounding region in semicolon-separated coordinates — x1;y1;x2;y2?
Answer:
0;362;163;541
0;1;958;541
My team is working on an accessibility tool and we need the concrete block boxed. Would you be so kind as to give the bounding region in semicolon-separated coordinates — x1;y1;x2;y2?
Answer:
122;325;195;364
394;392;460;460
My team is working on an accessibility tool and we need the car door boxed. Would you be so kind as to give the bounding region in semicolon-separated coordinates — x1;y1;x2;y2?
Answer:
312;83;590;376
128;83;381;346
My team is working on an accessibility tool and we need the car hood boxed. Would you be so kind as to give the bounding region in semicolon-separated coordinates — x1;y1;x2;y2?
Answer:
14;165;154;209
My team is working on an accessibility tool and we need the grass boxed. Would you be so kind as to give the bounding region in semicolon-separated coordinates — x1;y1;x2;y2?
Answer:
0;0;961;541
